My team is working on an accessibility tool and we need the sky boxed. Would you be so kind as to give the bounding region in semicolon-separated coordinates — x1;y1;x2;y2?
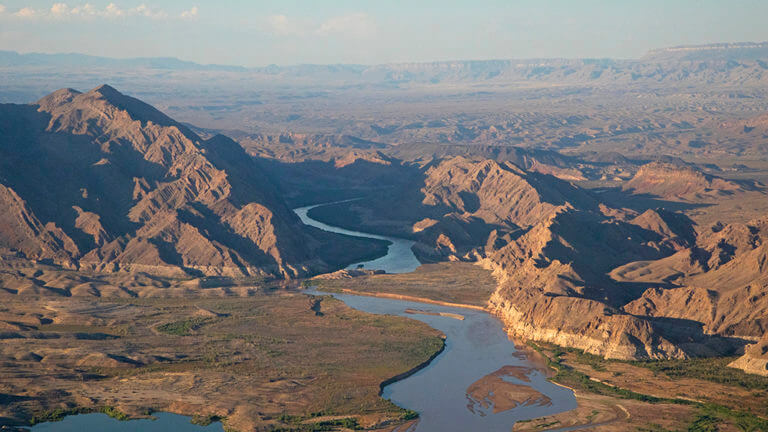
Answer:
1;0;768;67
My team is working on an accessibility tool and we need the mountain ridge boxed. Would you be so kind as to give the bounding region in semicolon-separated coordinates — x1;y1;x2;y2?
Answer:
0;85;380;280
306;155;767;362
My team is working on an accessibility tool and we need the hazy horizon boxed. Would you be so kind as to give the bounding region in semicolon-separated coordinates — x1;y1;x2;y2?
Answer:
1;0;768;67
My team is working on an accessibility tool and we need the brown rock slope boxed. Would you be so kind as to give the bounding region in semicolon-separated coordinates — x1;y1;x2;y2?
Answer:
481;206;699;360
0;85;375;279
331;156;764;361
438;160;766;361
623;161;746;201
730;333;768;376
621;217;768;362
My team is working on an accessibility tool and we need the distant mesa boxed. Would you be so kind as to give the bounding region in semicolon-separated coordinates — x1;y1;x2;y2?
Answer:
623;161;746;201
641;42;768;62
2;40;768;87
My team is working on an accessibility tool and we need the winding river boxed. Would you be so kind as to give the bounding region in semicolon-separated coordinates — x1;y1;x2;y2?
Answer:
297;204;577;431
294;203;422;274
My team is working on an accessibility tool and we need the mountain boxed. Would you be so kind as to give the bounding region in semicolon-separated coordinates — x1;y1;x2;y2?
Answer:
243;41;768;85
308;156;767;361
236;132;388;162
0;85;376;280
260;41;768;86
0;50;244;71
431;160;765;360
622;217;768;336
3;41;768;87
641;42;768;62
624;161;748;201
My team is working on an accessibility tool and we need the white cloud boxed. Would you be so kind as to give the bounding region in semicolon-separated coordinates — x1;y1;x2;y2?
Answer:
50;3;69;16
265;12;377;39
69;4;97;17
103;3;125;17
135;4;166;19
8;2;185;21
0;4;7;14
15;7;37;18
267;14;305;36
316;12;376;38
180;6;197;20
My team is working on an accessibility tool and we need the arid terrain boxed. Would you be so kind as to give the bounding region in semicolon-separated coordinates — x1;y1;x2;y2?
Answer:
1;41;768;431
0;282;442;431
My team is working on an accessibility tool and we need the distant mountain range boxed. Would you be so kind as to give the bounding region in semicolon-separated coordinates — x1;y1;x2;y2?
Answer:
0;50;246;71
642;41;768;61
3;40;768;76
3;42;768;109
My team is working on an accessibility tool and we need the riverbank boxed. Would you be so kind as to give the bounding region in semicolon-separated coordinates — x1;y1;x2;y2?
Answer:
337;288;485;311
312;261;497;307
378;336;447;395
512;342;768;431
309;288;577;431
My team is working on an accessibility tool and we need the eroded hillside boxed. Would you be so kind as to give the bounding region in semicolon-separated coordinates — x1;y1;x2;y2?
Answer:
0;85;385;282
302;155;768;371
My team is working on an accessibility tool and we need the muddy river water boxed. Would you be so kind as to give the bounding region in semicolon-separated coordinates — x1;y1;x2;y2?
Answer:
294;203;422;274
298;204;577;431
31;412;224;431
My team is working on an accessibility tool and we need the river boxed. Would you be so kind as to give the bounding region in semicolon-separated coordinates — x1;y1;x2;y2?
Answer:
294;203;422;273
298;203;577;431
31;412;223;431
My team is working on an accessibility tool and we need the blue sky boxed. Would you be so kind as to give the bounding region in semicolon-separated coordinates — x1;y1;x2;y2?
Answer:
1;0;767;66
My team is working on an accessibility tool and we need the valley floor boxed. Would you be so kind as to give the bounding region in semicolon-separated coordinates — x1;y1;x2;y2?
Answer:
0;285;442;431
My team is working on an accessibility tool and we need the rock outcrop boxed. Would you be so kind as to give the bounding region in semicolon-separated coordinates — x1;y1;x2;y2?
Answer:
358;156;766;361
624;161;745;201
730;333;768;376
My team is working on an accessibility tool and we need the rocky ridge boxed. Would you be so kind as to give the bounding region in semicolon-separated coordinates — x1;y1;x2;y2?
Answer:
729;333;768;376
624;161;747;201
0;85;375;281
321;155;766;362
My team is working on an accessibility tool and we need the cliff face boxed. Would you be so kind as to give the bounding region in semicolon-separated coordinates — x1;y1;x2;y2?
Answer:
481;208;695;360
730;333;768;376
624;161;745;201
403;157;766;361
301;154;765;363
489;288;686;360
0;85;366;279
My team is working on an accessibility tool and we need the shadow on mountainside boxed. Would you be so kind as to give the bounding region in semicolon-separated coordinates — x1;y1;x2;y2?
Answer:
591;187;714;213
